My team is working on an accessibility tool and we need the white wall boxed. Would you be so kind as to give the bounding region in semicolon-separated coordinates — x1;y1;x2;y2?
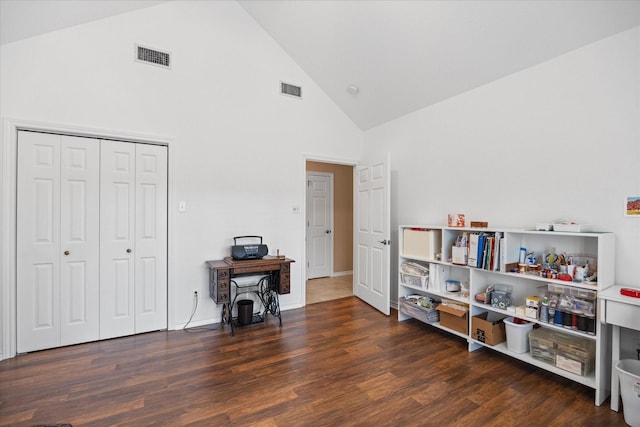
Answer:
364;27;640;300
0;1;363;357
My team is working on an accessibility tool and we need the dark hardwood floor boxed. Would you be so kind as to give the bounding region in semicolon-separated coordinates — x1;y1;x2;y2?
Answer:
0;297;626;426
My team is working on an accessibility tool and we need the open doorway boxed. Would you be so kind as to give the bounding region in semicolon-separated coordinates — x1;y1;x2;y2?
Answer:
305;160;354;304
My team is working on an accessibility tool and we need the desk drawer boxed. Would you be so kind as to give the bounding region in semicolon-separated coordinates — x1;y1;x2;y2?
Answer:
210;269;230;303
605;300;640;330
278;263;291;294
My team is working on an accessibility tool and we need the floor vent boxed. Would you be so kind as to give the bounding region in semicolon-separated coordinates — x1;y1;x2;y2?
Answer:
136;44;171;69
280;82;302;99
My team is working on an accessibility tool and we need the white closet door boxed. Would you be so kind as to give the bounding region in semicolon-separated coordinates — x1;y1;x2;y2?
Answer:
134;144;167;333
17;131;62;352
17;132;100;353
100;140;136;339
59;136;100;345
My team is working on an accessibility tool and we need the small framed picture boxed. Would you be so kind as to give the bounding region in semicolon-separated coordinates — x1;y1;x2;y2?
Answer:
448;213;466;227
625;196;640;217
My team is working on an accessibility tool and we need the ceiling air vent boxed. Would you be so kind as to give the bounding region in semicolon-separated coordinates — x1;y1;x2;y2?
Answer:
280;81;302;99
135;44;171;69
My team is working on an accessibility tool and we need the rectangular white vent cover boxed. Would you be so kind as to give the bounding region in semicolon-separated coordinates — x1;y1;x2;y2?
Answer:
280;82;302;99
135;44;171;69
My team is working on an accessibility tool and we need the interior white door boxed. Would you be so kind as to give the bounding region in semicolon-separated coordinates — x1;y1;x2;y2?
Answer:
59;135;100;345
354;155;390;315
306;172;333;279
134;143;168;333
17;131;62;352
100;140;136;339
17;131;100;353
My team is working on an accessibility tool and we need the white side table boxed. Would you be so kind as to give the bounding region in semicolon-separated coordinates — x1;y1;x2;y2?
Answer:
600;286;640;411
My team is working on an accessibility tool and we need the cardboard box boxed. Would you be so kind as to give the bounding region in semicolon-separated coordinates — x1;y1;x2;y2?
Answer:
402;228;441;260
437;303;468;334
525;306;539;319
525;296;540;307
472;312;506;345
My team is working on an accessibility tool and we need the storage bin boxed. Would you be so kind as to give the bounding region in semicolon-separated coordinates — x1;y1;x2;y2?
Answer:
491;284;513;310
529;327;556;365
504;317;534;353
400;272;429;289
552;223;593;233
616;359;640;427
529;327;595;376
399;296;439;324
402;228;441;260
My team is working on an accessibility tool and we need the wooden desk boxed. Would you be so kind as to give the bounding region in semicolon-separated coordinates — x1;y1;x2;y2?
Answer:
206;256;294;335
599;286;640;411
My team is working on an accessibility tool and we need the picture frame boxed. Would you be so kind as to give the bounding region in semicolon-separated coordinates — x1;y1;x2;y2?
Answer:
625;196;640;217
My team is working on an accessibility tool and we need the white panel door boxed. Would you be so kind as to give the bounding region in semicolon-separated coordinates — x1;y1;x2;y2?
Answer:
17;131;100;353
354;155;390;315
59;136;100;345
100;140;136;339
134;143;167;333
306;172;333;279
17;131;62;352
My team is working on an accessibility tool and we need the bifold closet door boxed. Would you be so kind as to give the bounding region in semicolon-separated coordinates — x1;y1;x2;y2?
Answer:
17;131;100;353
100;141;167;339
134;143;168;333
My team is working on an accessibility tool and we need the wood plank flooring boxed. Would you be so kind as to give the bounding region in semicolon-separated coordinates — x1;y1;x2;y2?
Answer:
0;297;626;426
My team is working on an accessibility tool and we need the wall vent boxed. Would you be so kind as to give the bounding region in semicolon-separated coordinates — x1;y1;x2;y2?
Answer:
280;82;302;99
135;44;171;69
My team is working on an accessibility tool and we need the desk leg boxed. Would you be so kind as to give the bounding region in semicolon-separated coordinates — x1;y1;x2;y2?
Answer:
611;324;621;412
221;303;230;324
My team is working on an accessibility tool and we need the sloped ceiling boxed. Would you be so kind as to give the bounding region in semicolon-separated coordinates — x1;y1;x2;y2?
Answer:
2;0;640;130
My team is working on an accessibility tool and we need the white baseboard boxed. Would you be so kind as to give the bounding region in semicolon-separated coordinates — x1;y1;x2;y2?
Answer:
332;270;353;277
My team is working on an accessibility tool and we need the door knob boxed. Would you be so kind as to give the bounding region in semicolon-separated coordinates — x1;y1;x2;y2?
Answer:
378;240;391;245
126;248;132;253
64;250;70;255
325;230;332;234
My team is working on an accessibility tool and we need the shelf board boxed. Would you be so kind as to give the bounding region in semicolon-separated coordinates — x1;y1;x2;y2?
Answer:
472;340;596;389
400;254;439;263
415;258;601;292
400;282;469;304
398;306;469;340
499;271;599;290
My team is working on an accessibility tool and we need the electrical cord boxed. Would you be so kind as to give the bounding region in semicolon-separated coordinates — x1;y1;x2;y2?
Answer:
182;291;198;330
183;290;219;332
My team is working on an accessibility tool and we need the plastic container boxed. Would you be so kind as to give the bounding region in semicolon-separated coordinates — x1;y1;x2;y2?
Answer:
616;359;640;427
504;317;534;353
401;272;429;288
237;299;254;325
399;297;439;324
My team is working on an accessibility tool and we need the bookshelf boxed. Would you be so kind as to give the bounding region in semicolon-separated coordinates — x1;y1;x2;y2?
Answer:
397;225;614;406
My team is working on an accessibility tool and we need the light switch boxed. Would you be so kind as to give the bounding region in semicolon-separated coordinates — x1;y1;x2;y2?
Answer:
179;201;186;212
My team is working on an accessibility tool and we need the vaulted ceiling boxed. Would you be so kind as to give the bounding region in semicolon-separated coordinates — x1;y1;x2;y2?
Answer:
2;0;639;130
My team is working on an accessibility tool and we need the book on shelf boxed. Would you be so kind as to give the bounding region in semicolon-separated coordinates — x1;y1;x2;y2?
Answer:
467;233;479;267
467;232;502;271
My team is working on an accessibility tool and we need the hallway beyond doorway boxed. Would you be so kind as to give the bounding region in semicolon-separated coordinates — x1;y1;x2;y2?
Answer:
306;275;353;305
